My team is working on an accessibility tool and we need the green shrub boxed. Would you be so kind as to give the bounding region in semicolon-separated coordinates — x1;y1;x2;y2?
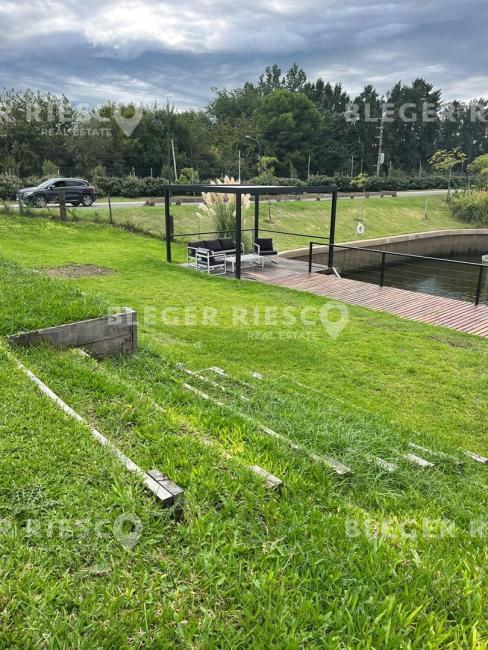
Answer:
307;174;334;187
92;175;169;197
178;167;199;184
143;176;169;196
122;177;148;198
23;175;45;188
245;175;306;187
0;174;22;200
92;175;122;197
450;191;488;224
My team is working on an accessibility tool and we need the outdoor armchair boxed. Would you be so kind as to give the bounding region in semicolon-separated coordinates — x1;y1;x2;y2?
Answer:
254;238;278;263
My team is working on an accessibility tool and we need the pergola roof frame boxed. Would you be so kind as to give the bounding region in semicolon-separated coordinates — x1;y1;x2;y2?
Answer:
161;183;337;195
163;183;338;279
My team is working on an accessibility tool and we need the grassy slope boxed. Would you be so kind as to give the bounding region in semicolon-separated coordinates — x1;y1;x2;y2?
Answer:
40;194;471;252
0;344;184;647
0;217;487;647
0;214;485;440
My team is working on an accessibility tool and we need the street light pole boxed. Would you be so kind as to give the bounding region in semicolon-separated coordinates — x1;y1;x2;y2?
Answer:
245;135;261;172
376;108;385;177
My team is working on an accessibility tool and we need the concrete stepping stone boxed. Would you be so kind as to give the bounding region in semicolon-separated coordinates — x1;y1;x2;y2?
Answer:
409;442;462;465
374;456;397;472
404;453;434;468
249;465;283;492
464;451;488;464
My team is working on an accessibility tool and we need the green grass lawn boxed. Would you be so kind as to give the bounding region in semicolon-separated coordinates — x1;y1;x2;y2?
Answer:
15;194;472;253
0;215;487;647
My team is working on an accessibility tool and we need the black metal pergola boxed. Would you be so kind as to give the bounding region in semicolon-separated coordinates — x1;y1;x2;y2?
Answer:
162;184;338;279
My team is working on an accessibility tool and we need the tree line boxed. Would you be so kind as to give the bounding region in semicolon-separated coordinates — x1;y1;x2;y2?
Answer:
1;63;487;182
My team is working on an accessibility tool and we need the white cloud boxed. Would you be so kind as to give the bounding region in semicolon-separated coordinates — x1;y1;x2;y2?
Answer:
0;0;486;106
442;76;488;102
0;0;463;56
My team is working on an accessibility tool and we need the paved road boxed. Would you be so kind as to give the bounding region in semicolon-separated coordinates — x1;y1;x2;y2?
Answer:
8;189;448;211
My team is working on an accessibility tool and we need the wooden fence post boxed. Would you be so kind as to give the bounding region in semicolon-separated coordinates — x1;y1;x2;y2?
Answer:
59;193;67;221
108;194;113;224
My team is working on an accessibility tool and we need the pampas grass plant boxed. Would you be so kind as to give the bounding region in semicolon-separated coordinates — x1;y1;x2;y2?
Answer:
197;176;251;240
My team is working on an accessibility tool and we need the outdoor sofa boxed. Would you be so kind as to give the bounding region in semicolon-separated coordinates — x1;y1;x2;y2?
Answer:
187;238;244;274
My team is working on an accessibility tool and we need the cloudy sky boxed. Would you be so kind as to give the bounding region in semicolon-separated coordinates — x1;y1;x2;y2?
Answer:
0;0;487;108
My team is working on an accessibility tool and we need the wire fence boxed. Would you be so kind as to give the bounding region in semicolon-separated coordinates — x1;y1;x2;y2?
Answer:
309;242;488;305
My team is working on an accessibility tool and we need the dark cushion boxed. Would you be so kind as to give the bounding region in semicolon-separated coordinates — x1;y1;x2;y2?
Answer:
188;240;206;256
204;239;223;252
219;238;235;251
256;238;274;252
208;255;225;266
259;249;278;256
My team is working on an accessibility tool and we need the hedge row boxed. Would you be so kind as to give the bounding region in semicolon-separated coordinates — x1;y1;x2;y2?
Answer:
449;191;488;225
305;174;468;192
0;172;470;200
0;174;172;200
0;174;47;201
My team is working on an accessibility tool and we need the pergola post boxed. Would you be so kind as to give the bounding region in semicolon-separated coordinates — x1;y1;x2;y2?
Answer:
254;194;260;243
164;190;172;262
328;189;338;269
235;192;242;279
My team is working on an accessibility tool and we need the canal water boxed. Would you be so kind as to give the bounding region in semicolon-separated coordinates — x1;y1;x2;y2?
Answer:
341;252;487;304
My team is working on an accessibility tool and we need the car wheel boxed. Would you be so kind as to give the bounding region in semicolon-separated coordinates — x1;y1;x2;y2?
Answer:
81;195;94;207
33;195;47;208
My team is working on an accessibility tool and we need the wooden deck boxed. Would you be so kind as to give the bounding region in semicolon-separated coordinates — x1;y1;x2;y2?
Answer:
243;261;488;338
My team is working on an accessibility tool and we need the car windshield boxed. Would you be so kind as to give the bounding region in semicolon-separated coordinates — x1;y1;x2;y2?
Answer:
37;179;57;189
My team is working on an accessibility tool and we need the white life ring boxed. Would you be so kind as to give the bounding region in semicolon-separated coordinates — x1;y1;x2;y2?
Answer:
356;222;365;236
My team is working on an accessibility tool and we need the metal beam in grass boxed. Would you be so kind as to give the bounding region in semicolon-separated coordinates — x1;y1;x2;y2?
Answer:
12;356;184;509
408;443;463;466
177;365;250;402
78;352;282;492
404;453;435;468
202;367;355;475
465;451;488;464
373;457;398;472
182;382;351;476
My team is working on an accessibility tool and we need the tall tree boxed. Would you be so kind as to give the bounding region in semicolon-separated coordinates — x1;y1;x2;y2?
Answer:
254;89;321;177
284;63;307;93
383;79;441;173
258;64;284;96
347;85;383;175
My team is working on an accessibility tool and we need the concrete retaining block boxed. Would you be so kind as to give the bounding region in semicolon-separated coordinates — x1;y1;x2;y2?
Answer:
9;308;137;358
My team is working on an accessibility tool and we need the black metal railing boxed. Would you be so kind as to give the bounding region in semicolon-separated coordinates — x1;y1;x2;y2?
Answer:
258;228;330;242
173;227;329;247
171;227;255;240
308;242;487;305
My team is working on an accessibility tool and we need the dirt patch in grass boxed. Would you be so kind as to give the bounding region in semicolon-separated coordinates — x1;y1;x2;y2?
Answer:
43;264;114;278
428;333;479;349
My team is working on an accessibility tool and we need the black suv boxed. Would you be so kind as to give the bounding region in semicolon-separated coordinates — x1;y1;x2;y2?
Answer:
17;178;97;208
